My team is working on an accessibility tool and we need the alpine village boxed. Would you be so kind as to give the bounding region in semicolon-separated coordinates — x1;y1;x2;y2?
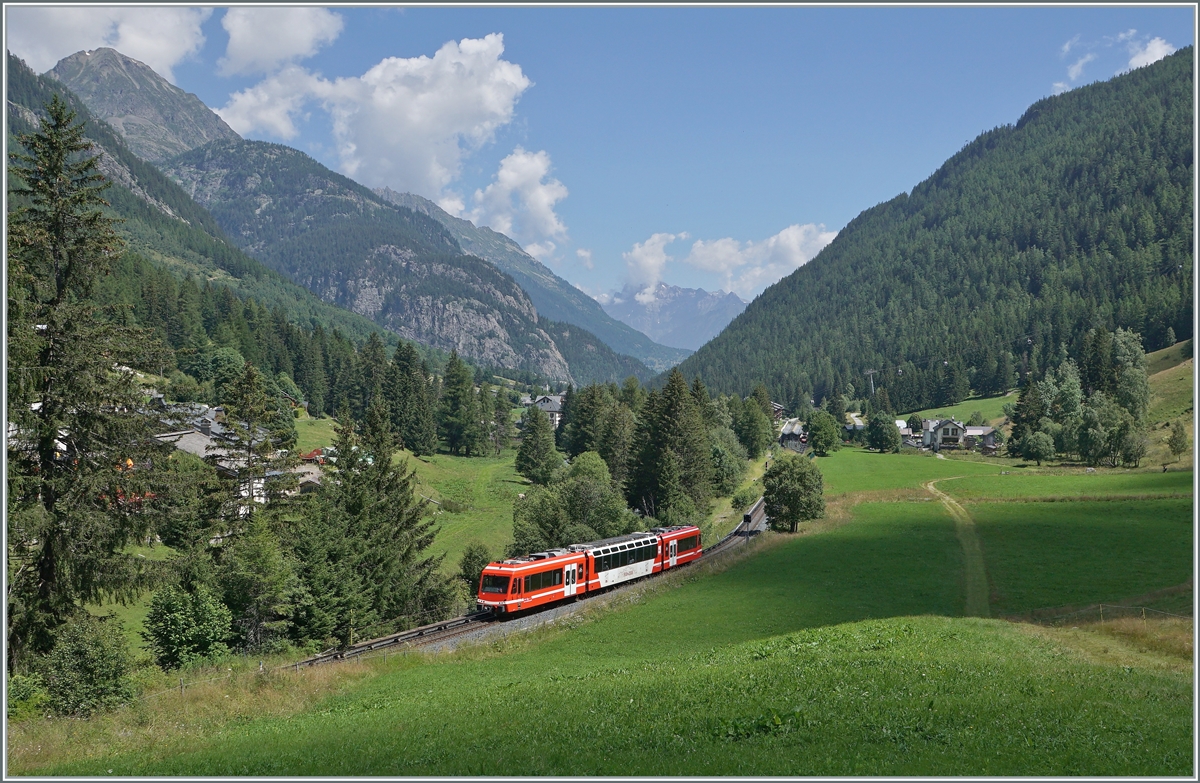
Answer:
5;38;1195;777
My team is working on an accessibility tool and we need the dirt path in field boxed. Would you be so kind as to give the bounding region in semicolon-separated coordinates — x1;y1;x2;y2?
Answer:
924;478;991;618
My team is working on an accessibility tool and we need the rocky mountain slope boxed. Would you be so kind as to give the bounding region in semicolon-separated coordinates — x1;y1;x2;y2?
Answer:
163;140;575;381
601;283;746;351
375;188;690;372
46;48;241;163
7;52;396;348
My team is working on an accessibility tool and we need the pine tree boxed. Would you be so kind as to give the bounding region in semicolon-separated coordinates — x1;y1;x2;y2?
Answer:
438;350;477;455
6;96;176;664
515;405;560;485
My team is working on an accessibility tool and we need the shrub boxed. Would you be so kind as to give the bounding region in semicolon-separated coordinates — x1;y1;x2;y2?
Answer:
731;485;760;511
6;671;49;720
46;614;133;717
142;585;232;671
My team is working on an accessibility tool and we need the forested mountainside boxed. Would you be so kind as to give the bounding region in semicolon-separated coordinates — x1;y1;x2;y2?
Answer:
601;282;747;351
677;47;1193;412
163;140;577;382
539;319;653;384
47;48;241;163
7;53;408;349
376;188;692;372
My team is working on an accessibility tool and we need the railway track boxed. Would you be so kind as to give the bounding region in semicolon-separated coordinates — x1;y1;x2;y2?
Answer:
300;497;769;667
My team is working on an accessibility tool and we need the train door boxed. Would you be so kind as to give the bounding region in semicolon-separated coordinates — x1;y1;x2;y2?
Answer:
669;540;678;568
564;564;576;597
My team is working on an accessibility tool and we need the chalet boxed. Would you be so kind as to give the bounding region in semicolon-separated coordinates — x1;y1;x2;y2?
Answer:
779;418;807;451
924;418;967;450
770;401;786;421
533;395;565;429
963;425;997;450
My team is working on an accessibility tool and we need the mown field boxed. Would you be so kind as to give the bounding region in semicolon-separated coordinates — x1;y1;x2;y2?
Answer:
18;447;1192;776
912;391;1014;426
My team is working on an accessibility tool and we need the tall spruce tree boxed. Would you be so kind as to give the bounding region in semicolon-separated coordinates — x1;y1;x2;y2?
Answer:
516;405;560;485
438;350;477;455
6;97;176;665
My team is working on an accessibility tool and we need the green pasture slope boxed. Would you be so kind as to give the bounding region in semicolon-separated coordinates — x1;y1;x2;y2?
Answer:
39;449;1192;777
912;391;1014;426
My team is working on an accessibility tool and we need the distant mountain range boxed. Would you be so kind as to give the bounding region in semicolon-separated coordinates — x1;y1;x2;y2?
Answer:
599;283;746;351
33;47;662;386
374;189;690;372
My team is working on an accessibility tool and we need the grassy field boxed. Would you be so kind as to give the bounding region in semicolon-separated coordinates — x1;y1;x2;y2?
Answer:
816;447;1002;496
971;499;1192;615
14;423;1192;776
1147;358;1194;425
293;411;339;455
943;469;1192;500
25;488;1191;775
911;391;1015;426
1146;339;1193;376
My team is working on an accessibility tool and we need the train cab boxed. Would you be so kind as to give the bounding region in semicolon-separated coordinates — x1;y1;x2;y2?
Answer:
649;525;703;570
477;548;587;614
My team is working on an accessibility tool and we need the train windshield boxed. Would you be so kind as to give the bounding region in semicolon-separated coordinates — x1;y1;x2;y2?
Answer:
480;574;510;594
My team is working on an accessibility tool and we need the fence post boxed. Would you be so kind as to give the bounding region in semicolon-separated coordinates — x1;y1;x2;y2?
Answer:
1100;604;1104;623
179;678;184;697
1142;607;1147;628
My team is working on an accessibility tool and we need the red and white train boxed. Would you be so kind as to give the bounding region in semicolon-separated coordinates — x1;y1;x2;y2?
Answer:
476;524;703;614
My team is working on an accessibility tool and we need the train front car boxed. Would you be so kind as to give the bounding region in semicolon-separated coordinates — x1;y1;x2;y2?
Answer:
476;549;587;615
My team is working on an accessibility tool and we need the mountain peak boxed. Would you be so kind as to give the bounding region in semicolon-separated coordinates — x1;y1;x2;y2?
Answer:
47;47;240;163
601;282;747;351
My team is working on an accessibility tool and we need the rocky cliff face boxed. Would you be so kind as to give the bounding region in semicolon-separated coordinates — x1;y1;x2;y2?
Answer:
47;48;241;163
602;283;747;351
164;140;573;381
375;188;691;372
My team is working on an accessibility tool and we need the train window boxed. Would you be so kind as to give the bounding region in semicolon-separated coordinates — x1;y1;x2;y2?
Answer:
554;570;563;586
481;575;509;593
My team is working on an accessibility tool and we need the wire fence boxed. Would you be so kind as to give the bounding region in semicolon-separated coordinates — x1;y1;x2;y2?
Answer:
1016;603;1193;627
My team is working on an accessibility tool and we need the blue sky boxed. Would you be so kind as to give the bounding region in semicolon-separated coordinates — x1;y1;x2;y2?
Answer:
6;5;1195;303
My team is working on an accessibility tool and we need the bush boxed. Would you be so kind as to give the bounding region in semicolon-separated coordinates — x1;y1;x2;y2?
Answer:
6;671;49;720
142;585;232;671
731;485;760;511
46;614;133;717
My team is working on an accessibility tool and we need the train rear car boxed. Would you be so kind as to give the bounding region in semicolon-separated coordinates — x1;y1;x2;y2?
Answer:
651;524;703;570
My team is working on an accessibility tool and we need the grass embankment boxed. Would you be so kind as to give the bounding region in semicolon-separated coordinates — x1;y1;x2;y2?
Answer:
912;391;1014;426
18;450;1191;776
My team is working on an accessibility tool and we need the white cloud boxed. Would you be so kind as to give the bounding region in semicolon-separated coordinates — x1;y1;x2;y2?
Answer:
217;65;327;139
1067;53;1096;81
467;147;568;258
219;8;343;77
1116;29;1138;43
5;6;210;82
1061;34;1081;56
219;34;532;200
1125;37;1175;71
576;249;594;270
682;223;837;298
1052;81;1070;95
623;233;684;303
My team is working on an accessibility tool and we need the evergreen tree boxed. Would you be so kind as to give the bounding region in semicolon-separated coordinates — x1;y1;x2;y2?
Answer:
7;97;176;664
515;405;560;485
438;350;477;455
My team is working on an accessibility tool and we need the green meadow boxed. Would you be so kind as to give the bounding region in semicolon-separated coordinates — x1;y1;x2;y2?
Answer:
912;391;1014;426
17;449;1192;776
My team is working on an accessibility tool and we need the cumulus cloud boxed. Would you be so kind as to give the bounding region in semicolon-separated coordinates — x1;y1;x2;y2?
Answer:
1067;53;1096;81
218;65;327;139
1052;81;1071;96
682;223;837;298
1125;36;1175;71
467;148;569;260
218;33;531;200
576;249;594;270
5;6;210;82
219;7;343;77
624;233;685;303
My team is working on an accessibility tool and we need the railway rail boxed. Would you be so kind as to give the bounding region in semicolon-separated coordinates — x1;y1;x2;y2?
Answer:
300;497;769;667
